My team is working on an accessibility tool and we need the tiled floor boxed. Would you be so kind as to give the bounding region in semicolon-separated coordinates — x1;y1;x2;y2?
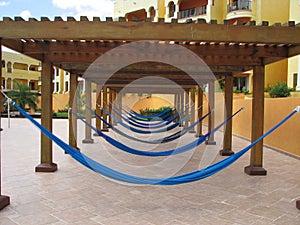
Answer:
0;118;299;225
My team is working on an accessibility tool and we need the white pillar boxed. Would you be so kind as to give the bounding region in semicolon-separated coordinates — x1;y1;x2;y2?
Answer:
296;56;300;91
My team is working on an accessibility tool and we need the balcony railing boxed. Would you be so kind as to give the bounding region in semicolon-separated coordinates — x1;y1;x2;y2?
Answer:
228;1;251;12
179;5;207;19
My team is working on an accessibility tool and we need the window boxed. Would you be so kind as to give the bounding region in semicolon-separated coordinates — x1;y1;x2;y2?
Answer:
56;82;59;92
2;78;6;88
169;2;175;17
1;60;5;68
65;81;69;92
293;73;298;89
7;62;12;73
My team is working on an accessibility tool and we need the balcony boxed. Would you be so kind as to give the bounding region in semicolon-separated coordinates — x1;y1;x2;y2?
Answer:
178;5;207;22
226;1;252;21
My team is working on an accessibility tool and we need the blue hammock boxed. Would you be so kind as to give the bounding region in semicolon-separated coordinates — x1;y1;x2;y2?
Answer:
99;106;188;134
94;103;189;129
123;105;174;120
103;102;181;128
71;107;243;156
11;101;298;185
77;109;211;144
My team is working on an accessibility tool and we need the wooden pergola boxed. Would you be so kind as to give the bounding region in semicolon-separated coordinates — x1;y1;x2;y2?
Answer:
1;17;300;210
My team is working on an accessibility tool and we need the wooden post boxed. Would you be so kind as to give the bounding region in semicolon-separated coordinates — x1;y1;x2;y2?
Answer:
220;75;234;156
111;89;117;125
174;93;178;122
206;80;216;145
189;87;196;133
69;74;79;150
82;79;94;144
108;88;113;125
296;200;300;210
180;90;184;127
94;85;102;135
245;66;267;175
195;85;203;137
0;42;10;210
35;61;57;172
184;89;189;128
102;86;109;132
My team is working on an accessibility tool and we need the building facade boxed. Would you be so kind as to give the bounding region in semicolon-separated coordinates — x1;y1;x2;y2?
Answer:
2;51;72;94
1;51;41;92
114;0;300;92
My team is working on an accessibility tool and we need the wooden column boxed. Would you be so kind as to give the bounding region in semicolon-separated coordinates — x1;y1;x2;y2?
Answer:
174;93;178;122
177;93;181;122
94;85;102;135
108;88;113;125
102;86;109;132
69;74;79;150
220;75;235;156
180;90;184;127
195;85;203;137
111;89;118;125
0;42;10;210
245;66;267;175
82;80;94;144
184;89;189;128
35;61;57;172
206;80;216;145
189;87;196;133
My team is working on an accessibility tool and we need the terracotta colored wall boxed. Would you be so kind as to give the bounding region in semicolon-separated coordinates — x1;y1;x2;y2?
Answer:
232;97;300;157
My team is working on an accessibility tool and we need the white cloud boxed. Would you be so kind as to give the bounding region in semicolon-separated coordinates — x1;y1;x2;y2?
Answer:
52;0;114;20
0;1;10;6
19;10;31;20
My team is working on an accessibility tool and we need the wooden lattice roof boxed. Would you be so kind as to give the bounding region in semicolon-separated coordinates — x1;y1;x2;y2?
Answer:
1;17;300;86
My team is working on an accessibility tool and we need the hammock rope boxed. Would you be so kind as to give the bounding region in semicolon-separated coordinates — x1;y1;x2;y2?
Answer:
101;101;182;128
9;99;299;185
98;105;188;134
91;102;189;129
71;107;243;156
78;109;211;144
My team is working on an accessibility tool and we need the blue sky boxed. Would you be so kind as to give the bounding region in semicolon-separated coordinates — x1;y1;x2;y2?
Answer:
0;0;116;52
0;0;115;20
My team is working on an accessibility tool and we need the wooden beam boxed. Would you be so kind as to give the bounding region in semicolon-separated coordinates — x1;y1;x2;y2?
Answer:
46;51;262;66
0;21;300;44
245;66;267;175
12;40;288;59
35;61;57;172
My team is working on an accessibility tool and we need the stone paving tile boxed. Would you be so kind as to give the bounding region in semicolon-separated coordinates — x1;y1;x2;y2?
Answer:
0;217;18;225
10;213;59;225
1;118;300;224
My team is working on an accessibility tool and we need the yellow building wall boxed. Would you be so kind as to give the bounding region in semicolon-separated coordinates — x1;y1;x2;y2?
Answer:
287;56;298;88
232;97;300;157
265;59;288;88
210;0;227;22
158;0;166;18
259;0;289;24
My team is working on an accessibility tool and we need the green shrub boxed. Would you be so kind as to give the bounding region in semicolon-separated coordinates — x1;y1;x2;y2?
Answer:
269;82;291;98
139;106;172;116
